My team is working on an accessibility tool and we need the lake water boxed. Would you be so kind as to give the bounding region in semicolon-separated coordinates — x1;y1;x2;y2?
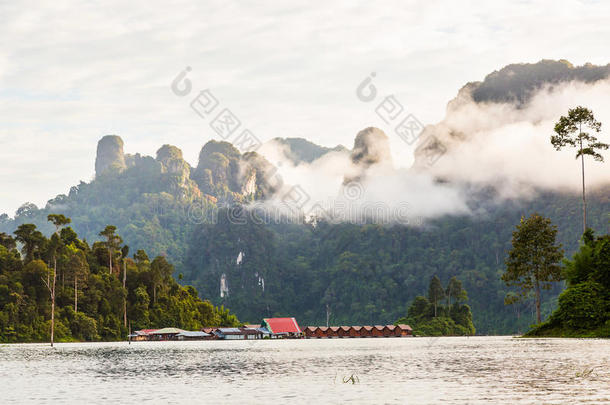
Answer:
1;336;608;404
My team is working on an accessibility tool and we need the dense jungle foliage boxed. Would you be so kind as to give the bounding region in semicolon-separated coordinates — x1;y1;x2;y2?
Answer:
526;230;610;337
184;197;608;334
395;276;476;336
0;219;238;343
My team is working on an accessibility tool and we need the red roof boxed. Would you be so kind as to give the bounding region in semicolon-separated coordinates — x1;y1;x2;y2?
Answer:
263;318;302;334
136;329;158;335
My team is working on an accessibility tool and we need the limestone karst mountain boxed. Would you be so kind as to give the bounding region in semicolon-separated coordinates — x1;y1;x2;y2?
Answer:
343;127;392;184
2;59;609;335
350;127;392;168
155;144;200;199
95;135;126;177
413;60;610;169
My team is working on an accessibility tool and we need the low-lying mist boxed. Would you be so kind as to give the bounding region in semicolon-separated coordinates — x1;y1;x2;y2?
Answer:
253;78;610;224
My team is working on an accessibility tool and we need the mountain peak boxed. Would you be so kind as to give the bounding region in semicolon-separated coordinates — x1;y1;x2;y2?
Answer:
351;127;392;167
269;137;348;164
156;144;184;163
471;59;610;105
95;135;126;177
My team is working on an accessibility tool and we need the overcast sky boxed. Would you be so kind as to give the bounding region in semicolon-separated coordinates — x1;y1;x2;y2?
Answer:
1;0;609;215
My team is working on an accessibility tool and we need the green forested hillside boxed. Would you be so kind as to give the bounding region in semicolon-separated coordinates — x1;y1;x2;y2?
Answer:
2;60;609;335
0;221;238;343
1;135;608;335
184;192;609;334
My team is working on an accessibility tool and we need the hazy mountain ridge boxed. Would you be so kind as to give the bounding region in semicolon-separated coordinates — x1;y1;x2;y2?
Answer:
471;59;610;105
413;60;610;183
269;137;349;164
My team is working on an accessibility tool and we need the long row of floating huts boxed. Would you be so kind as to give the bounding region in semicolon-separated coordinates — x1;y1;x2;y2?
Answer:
303;324;412;338
129;318;413;341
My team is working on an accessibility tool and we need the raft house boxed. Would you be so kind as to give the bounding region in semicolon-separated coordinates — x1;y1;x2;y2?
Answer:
128;319;412;341
303;324;412;338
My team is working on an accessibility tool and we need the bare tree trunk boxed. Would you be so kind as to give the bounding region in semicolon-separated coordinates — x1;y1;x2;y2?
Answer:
109;249;113;275
580;128;587;234
535;280;541;324
51;257;56;347
74;276;78;313
123;259;127;328
325;304;331;327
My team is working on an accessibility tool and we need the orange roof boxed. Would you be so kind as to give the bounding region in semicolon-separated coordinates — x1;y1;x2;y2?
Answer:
330;327;340;332
397;324;412;330
352;326;363;331
340;326;351;331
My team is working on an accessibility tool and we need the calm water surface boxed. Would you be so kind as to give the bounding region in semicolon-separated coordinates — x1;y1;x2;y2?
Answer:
0;336;608;404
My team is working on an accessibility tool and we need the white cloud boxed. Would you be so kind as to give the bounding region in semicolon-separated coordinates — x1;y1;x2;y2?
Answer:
424;79;610;195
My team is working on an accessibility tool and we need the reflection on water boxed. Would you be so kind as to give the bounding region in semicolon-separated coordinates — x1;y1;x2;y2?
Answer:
1;337;609;404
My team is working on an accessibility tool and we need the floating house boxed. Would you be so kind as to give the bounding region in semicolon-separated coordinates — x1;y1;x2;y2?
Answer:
213;327;264;340
315;326;329;338
149;327;185;340
176;331;213;340
214;328;243;340
129;329;158;341
132;328;215;341
261;317;303;338
241;327;266;339
303;324;412;338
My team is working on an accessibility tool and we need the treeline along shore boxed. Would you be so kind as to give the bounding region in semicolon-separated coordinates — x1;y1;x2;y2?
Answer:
0;215;239;344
